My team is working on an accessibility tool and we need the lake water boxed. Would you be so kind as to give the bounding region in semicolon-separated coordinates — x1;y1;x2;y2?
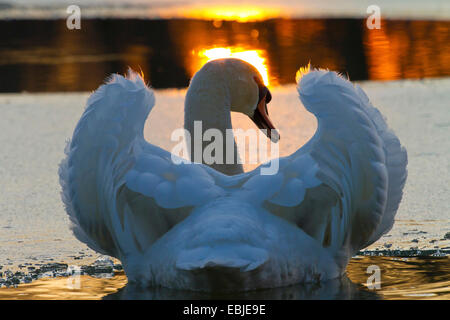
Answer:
0;3;449;299
0;19;449;92
0;256;449;299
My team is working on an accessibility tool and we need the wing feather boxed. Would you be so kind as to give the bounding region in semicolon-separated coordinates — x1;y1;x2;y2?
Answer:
259;70;407;262
59;70;213;260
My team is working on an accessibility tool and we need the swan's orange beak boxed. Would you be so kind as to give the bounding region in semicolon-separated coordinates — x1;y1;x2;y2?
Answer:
250;79;279;143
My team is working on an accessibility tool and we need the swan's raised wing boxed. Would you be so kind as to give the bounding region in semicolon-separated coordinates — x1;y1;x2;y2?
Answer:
59;70;225;261
249;70;407;262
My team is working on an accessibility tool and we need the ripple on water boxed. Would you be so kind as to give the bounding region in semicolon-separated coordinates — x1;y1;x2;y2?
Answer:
0;256;448;300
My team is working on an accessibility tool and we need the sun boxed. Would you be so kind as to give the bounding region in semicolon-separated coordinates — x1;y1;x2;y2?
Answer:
184;6;281;22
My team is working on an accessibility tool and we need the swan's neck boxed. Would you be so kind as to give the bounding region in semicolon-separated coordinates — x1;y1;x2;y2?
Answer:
184;79;243;176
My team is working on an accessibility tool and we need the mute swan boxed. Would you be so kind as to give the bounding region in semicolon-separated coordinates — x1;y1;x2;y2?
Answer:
59;58;407;292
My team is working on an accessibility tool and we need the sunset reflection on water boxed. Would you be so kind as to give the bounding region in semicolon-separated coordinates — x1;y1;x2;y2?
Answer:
1;257;448;300
0;19;449;92
195;47;270;85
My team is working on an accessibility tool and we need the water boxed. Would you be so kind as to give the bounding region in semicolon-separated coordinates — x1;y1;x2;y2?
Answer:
0;19;449;92
0;1;449;299
0;256;449;299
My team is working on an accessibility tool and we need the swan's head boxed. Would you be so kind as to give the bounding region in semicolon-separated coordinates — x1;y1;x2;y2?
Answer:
191;58;279;142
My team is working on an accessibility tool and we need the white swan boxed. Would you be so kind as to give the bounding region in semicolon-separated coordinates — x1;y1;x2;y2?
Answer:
59;58;407;291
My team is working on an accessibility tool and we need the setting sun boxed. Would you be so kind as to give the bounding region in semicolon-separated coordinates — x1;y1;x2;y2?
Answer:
197;47;270;86
184;6;281;22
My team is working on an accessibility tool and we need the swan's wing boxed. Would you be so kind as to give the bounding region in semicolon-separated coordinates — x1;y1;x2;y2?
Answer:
59;70;225;260
253;70;407;261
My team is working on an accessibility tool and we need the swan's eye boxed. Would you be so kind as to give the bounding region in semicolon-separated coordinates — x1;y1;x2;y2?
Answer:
266;89;272;103
259;86;271;104
254;76;271;104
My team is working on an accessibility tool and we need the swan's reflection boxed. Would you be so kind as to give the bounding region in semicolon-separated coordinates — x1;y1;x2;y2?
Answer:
104;275;380;300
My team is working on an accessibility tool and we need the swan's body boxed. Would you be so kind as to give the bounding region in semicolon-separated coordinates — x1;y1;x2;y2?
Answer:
59;59;407;291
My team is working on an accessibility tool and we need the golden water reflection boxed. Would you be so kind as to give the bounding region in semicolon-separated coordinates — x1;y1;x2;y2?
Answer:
195;47;270;85
0;19;449;92
0;272;128;300
0;257;448;300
